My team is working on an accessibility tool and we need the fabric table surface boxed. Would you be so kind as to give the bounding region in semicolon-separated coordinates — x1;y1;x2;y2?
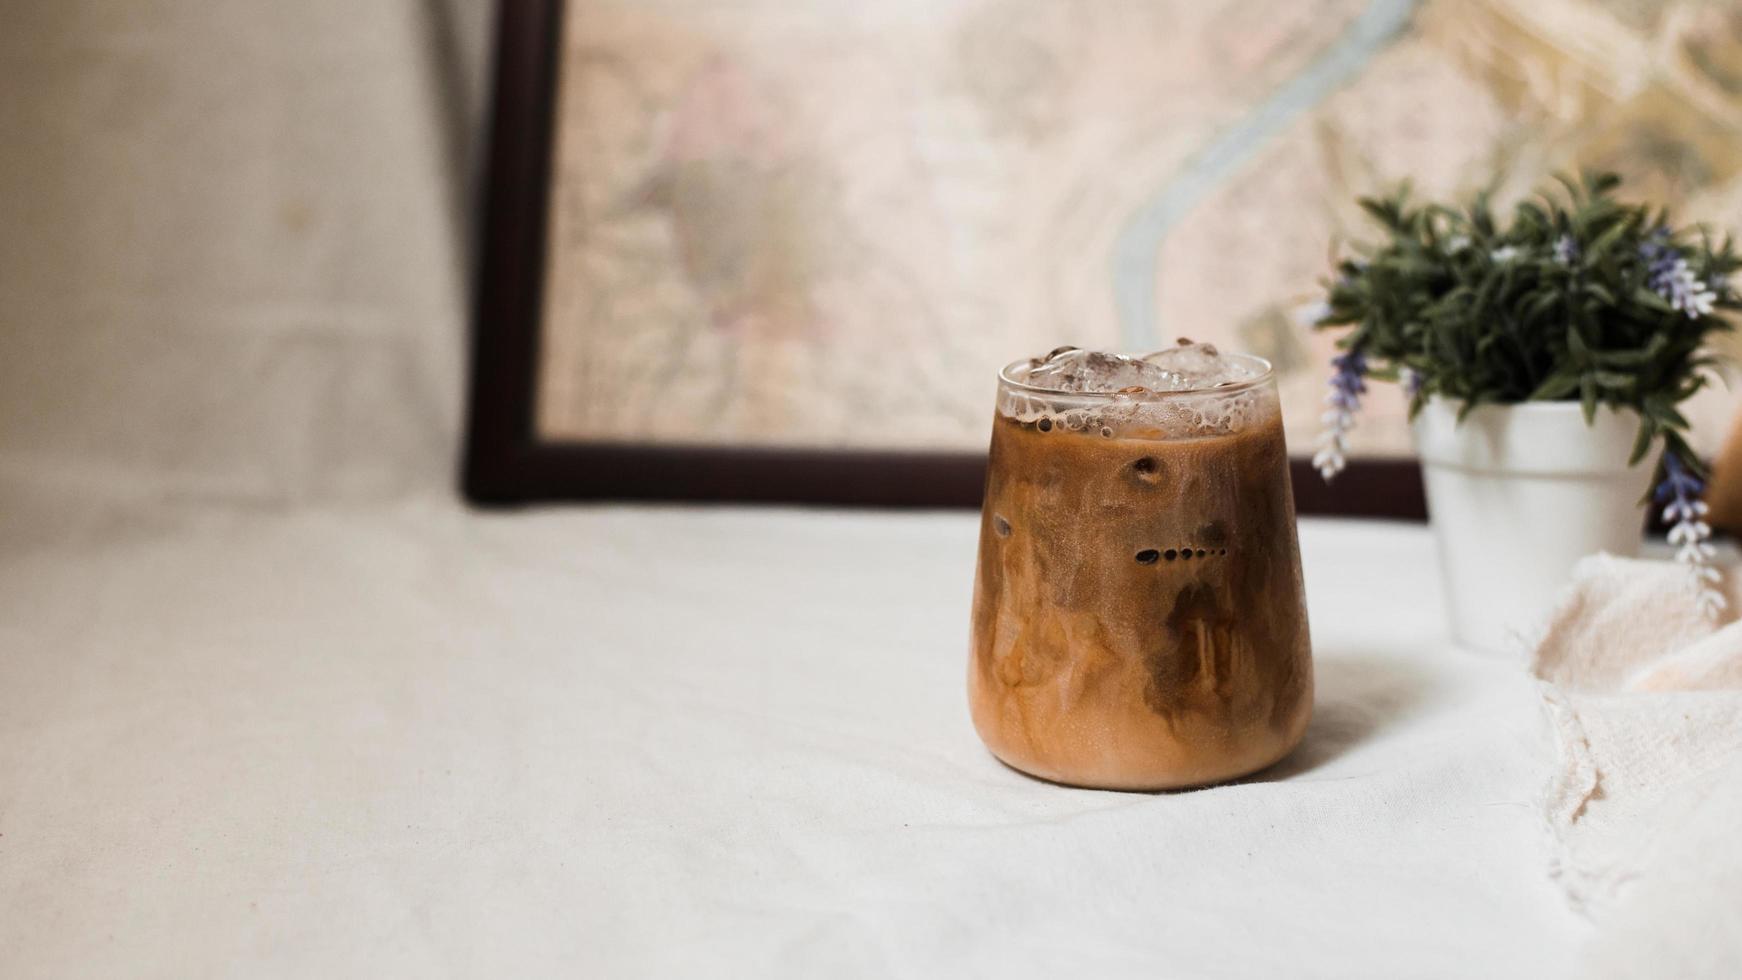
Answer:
0;501;1588;977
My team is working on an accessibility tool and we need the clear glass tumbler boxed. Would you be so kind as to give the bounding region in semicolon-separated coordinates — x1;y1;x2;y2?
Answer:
967;352;1312;790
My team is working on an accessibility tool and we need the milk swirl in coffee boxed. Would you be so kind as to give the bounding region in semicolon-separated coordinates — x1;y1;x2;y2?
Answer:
968;342;1313;790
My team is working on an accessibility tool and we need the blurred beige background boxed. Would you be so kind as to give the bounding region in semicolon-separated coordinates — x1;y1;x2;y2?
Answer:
0;0;492;506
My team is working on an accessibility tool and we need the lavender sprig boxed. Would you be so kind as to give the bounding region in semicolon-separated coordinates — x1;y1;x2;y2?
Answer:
1643;230;1719;318
1662;260;1717;318
1313;349;1367;481
1656;452;1726;620
1641;227;1675;287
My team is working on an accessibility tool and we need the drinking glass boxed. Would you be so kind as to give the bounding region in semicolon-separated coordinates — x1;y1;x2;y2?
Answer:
967;352;1312;790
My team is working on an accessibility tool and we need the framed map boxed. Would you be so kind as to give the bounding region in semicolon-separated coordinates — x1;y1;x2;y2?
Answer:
465;0;1742;508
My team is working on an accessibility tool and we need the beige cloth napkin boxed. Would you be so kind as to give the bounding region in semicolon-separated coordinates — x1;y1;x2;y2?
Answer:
1531;555;1742;977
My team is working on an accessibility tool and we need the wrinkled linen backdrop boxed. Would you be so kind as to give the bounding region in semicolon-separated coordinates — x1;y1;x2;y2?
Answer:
0;2;1691;977
1;0;484;505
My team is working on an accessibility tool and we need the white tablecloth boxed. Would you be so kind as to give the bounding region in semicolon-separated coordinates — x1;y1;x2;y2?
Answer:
0;502;1587;977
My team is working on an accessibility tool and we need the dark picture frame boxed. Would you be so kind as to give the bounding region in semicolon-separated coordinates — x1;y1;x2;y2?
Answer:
460;0;1426;518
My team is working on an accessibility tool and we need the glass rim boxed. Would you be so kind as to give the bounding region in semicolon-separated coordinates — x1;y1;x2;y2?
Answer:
997;351;1275;400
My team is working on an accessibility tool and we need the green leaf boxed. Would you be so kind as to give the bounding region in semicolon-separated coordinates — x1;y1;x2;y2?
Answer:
1523;290;1561;322
1628;420;1655;466
1645;397;1691;430
1567;325;1590;360
1584;212;1637;262
1632;287;1675;314
1530;371;1580;400
1589;334;1667;366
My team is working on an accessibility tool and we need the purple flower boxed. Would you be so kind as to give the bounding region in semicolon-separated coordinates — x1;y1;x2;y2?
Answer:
1664;260;1717;317
1656;452;1725;619
1655;452;1704;508
1314;349;1368;481
1326;351;1367;409
1641;228;1675;284
1641;230;1717;318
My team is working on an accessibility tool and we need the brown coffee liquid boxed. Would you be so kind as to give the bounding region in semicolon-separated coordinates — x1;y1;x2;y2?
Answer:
968;411;1312;789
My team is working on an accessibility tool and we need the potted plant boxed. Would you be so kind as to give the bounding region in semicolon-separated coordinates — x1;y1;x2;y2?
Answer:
1311;172;1737;653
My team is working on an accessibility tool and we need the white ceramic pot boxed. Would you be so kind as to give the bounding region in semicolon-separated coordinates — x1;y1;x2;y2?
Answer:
1413;397;1652;655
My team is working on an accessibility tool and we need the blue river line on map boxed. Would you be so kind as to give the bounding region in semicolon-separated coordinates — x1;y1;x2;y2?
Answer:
1111;0;1421;351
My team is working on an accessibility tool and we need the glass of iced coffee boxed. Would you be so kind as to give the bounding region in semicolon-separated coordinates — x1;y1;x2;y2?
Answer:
968;343;1312;790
